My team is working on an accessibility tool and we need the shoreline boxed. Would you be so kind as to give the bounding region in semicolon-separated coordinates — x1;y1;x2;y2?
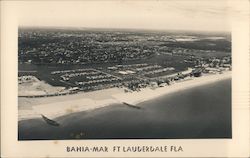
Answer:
18;71;231;121
112;71;231;105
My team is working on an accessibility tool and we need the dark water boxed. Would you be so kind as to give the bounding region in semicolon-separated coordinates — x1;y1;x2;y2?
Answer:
18;79;231;140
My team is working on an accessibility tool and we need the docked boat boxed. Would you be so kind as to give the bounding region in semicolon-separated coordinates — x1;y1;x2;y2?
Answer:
41;114;60;126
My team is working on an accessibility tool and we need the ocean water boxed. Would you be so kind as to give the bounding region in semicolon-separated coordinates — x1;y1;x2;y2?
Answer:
18;79;231;140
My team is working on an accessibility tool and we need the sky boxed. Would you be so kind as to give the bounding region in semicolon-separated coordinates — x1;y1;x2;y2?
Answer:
16;0;234;32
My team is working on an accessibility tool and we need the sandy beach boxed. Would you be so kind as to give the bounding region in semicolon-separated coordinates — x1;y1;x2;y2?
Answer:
18;71;231;121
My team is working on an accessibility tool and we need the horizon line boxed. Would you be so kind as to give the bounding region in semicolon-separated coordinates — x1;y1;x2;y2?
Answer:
18;25;231;34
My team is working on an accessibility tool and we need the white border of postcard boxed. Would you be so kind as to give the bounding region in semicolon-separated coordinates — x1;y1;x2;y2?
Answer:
1;0;249;157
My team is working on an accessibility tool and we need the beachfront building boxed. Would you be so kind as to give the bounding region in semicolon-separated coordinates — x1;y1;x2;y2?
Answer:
192;69;203;77
181;68;193;76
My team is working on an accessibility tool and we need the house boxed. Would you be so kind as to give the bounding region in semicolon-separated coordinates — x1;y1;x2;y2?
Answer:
181;68;193;76
192;69;202;77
